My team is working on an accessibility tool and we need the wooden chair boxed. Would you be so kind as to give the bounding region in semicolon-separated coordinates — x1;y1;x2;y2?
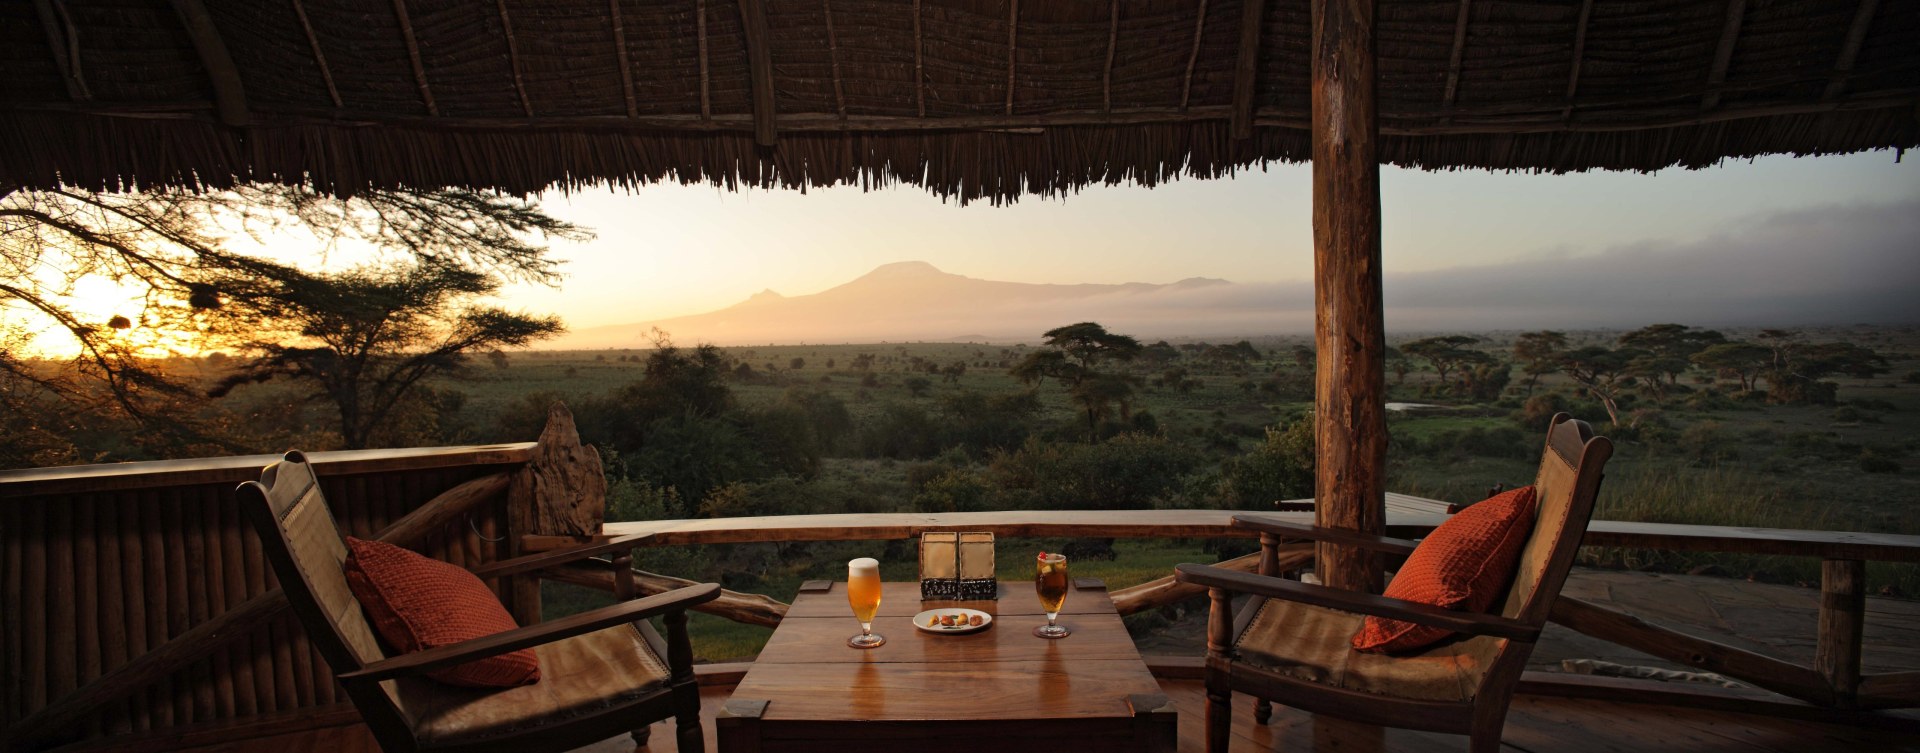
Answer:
239;451;720;753
1174;413;1612;753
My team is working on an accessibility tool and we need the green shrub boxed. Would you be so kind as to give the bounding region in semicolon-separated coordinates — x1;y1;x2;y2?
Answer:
1213;419;1315;508
988;434;1199;510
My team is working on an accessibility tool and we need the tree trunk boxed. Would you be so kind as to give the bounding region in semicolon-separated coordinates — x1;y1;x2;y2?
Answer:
1310;0;1386;594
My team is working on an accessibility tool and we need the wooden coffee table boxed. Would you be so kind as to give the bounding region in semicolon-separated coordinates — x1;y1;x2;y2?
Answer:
717;579;1175;753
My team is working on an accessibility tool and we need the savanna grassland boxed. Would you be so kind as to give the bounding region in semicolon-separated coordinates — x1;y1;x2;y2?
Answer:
333;324;1920;661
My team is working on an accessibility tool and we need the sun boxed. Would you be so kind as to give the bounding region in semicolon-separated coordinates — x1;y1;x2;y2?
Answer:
6;275;212;359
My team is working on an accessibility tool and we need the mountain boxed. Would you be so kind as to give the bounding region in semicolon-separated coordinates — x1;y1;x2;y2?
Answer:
551;261;1260;348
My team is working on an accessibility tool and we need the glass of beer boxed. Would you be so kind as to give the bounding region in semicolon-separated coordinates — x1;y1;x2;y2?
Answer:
846;557;885;648
1034;552;1070;638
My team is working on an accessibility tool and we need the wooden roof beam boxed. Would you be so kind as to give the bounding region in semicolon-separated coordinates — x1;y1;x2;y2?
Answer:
1701;0;1747;111
389;0;438;116
169;0;251;126
31;0;90;101
1440;0;1471;112
824;0;847;119
1102;0;1118;113
737;0;776;145
1563;0;1593;121
495;0;532;116
609;0;637;117
913;0;925;117
1005;0;1019;115
1180;0;1209;110
291;0;343;108
1231;0;1266;139
698;0;712;121
1823;0;1881;101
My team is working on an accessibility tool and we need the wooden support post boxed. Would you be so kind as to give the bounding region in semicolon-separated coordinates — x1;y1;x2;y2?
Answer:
168;0;251;126
1816;558;1866;708
1562;0;1593;122
1440;0;1470;111
1005;0;1019;115
737;0;777;145
608;0;637;117
1204;587;1234;753
1309;0;1386;594
1230;0;1266;139
31;0;90;101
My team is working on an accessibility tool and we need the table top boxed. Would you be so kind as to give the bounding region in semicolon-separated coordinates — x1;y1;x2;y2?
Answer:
730;580;1166;724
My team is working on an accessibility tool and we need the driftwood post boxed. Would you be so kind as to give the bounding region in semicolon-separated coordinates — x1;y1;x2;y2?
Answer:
507;401;609;623
1310;0;1387;594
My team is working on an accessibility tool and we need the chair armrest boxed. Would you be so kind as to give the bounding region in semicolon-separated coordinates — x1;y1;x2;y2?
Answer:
1232;515;1421;557
1173;564;1539;642
468;533;656;580
337;583;720;684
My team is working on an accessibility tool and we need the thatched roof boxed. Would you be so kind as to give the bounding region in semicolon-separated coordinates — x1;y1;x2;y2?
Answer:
2;0;1914;203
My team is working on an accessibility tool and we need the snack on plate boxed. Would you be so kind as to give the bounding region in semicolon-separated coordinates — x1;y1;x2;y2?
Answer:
927;615;940;627
968;614;984;626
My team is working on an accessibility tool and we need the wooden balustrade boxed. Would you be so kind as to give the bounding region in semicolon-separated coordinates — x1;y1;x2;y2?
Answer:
5;444;1920;751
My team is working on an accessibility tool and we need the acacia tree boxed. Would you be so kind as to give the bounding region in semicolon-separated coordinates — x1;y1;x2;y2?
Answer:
1557;346;1638;426
1010;322;1142;440
212;261;564;448
1512;330;1567;396
1401;335;1492;388
1;184;586;460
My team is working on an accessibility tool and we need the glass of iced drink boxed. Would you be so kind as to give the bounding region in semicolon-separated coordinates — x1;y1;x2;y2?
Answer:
1034;552;1070;638
846;557;885;648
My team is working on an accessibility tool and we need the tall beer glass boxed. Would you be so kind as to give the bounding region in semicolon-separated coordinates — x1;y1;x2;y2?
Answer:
1034;552;1070;638
847;557;885;648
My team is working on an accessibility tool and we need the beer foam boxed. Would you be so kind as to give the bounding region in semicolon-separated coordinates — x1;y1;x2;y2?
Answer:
848;557;880;573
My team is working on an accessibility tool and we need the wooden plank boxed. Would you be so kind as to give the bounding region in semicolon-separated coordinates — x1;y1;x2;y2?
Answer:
1857;671;1920;710
734;660;1161;723
1562;0;1593;120
1700;0;1747;111
781;580;1116;619
493;0;532;116
1517;672;1920;732
1230;0;1266;139
30;0;90;100
1310;0;1387;593
166;0;250;126
0;444;535;498
1110;549;1302;616
736;0;776;145
1550;595;1831;705
1816;559;1866;707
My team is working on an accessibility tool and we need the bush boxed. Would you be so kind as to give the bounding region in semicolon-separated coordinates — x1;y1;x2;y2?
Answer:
912;469;995;513
988;434;1200;510
627;414;768;511
1213;419;1315;508
855;402;941;459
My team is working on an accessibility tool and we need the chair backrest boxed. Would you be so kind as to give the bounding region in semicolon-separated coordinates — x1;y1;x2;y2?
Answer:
237;452;412;737
1496;413;1612;625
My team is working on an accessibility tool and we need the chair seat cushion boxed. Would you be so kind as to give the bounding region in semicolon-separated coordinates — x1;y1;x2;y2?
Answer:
1236;596;1499;702
400;623;672;745
343;537;540;687
1352;485;1537;653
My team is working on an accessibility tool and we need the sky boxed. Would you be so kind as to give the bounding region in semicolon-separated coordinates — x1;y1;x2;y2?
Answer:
501;150;1920;333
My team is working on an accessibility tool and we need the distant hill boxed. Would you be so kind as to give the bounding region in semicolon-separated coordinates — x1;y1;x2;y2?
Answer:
550;261;1279;348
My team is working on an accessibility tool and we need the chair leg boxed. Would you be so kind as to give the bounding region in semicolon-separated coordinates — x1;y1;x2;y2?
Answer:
673;681;704;753
1205;687;1232;753
629;725;651;751
1253;698;1272;725
1468;706;1507;753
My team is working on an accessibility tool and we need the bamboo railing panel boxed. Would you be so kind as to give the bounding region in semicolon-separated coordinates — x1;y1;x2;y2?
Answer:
1;449;525;750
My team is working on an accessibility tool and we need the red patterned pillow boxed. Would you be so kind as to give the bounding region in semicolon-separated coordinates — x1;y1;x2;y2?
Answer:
343;537;540;687
1351;486;1537;653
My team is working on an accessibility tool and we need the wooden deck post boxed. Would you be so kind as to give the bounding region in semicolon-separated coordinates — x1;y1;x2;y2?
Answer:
1309;0;1387;594
1816;558;1866;707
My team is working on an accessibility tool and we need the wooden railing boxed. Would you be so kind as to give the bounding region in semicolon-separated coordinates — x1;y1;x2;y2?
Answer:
5;445;1920;751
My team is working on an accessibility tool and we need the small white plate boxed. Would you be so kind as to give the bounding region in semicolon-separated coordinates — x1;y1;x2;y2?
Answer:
913;608;992;634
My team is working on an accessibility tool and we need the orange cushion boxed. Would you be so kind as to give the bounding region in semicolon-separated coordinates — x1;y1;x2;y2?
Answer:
343;537;540;688
1351;486;1536;654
